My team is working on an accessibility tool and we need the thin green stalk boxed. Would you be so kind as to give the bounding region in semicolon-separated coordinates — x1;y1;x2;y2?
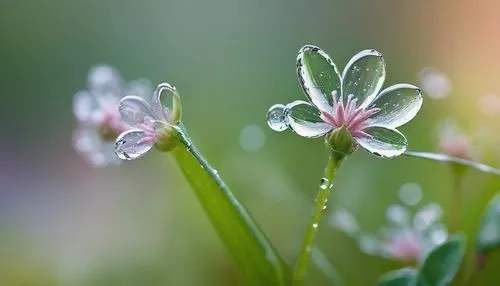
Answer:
450;169;464;233
293;154;342;285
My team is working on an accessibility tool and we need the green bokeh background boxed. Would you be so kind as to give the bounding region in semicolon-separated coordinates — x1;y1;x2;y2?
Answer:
2;0;500;285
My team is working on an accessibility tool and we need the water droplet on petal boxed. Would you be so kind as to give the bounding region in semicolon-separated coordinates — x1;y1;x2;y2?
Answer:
115;130;153;160
399;183;423;206
297;45;341;111
266;104;288;132
285;100;332;138
356;126;407;158
118;96;154;128
342;49;385;107
366;84;422;129
240;124;266;152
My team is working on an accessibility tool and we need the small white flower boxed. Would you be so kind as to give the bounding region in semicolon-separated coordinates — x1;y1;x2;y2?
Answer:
72;65;151;167
437;120;474;160
115;83;181;160
267;45;423;158
418;67;452;100
332;184;447;262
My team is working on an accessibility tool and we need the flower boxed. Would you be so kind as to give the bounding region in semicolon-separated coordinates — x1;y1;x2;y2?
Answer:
418;67;452;100
73;65;152;167
330;183;447;262
114;82;182;160
437;120;474;160
267;45;423;158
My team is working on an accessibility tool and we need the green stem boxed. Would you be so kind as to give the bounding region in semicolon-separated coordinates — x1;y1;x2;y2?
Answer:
293;154;342;285
171;125;290;286
450;169;463;233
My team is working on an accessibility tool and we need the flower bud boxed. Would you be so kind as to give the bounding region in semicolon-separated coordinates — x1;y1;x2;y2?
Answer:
154;122;179;152
325;125;357;160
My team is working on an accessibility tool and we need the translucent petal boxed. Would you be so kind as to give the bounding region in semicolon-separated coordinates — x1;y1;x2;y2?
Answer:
118;96;154;128
266;104;288;132
399;182;423;206
413;203;443;231
386;204;411;226
152;82;176;121
115;130;153;160
87;65;123;96
296;45;341;111
329;208;360;236
341;49;386;108
356;126;407;158
366;84;423;129
285;100;332;138
73;91;96;122
73;127;101;154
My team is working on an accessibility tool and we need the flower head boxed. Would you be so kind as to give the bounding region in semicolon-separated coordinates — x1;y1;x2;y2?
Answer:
267;45;423;157
437;120;475;160
73;65;152;167
418;67;452;100
114;82;182;160
331;183;447;262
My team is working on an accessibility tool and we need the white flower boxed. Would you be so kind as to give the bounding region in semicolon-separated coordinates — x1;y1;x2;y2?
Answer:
267;45;423;158
72;65;151;167
114;82;181;160
418;67;452;100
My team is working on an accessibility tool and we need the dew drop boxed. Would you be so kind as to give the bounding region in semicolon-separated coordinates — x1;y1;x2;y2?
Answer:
312;223;319;228
319;177;330;189
266;104;288;132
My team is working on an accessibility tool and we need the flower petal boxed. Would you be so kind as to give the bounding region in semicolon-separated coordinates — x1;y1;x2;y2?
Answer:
342;49;386;108
73;91;96;122
152;82;176;121
356;126;407;158
87;65;123;96
285;100;332;138
115;129;153;160
297;45;341;111
73;127;101;154
118;96;155;128
366;84;423;129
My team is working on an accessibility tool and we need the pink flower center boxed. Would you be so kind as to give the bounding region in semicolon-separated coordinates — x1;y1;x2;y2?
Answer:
137;117;158;146
319;91;380;139
439;138;473;160
92;97;128;141
384;231;422;262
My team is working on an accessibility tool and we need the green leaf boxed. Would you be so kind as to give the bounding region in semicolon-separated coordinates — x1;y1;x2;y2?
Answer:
417;234;466;286
476;193;500;253
170;125;290;286
377;268;418;286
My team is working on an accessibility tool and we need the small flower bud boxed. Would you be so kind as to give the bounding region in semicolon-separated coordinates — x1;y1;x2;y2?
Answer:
154;122;179;152
325;125;357;160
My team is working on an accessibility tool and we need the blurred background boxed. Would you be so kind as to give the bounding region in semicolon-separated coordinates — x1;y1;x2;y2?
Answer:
2;0;500;285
